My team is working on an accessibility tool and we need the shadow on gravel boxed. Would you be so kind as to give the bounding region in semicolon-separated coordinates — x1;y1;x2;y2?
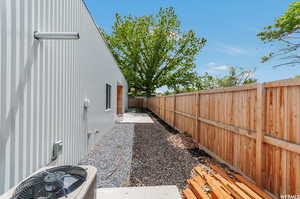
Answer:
147;112;179;135
187;148;211;158
129;112;209;189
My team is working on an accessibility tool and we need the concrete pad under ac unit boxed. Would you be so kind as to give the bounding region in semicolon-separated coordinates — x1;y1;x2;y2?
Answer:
97;185;182;199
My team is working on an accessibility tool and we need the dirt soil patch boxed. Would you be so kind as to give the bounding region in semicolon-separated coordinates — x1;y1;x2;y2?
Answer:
129;114;215;189
167;134;197;149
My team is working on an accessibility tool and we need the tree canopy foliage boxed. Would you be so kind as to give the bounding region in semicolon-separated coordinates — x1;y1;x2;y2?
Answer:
257;1;300;67
161;66;257;95
102;7;206;96
216;67;257;88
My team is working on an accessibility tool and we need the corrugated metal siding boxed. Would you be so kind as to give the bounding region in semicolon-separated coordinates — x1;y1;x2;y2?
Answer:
0;0;128;194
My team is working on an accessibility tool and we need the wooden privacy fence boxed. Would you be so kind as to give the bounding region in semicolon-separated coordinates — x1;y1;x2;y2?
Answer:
128;96;146;108
143;79;300;197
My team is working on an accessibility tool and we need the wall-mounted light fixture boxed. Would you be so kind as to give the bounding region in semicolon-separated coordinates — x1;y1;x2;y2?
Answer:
83;98;91;109
34;31;80;40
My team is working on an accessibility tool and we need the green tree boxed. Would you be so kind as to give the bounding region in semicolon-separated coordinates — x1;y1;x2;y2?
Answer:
217;67;257;87
102;8;206;96
195;72;218;90
162;67;257;94
257;1;300;67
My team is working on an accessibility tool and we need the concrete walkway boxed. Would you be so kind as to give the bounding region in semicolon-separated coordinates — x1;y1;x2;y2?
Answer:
117;112;154;123
97;186;182;199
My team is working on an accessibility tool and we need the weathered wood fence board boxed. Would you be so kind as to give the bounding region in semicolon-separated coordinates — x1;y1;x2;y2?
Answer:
128;96;145;108
142;79;300;197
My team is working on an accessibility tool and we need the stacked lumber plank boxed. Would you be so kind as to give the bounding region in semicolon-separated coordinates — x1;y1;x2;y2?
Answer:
183;165;273;199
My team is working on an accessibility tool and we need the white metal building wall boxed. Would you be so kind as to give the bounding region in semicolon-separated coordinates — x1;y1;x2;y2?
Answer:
0;0;128;194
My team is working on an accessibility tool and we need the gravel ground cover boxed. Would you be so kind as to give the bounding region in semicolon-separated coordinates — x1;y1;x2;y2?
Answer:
79;123;135;188
129;114;214;189
79;111;217;190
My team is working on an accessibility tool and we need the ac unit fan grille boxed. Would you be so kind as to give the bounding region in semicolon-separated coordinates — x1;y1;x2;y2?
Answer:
11;165;87;199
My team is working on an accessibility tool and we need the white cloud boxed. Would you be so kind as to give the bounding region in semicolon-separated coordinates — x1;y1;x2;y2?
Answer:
206;62;232;71
213;65;231;70
206;62;217;67
221;46;247;55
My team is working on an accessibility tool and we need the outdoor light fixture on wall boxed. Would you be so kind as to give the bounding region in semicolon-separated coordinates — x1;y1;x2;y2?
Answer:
34;31;80;40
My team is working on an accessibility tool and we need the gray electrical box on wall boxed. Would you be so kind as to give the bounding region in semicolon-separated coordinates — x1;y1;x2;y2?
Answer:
51;140;63;161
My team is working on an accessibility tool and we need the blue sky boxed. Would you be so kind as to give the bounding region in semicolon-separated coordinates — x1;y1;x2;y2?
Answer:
84;0;300;82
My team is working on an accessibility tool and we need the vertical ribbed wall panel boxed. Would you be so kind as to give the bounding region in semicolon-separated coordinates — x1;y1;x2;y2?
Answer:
0;0;128;194
0;0;7;193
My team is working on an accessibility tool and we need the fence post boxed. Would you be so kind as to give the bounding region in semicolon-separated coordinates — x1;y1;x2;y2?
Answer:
282;87;288;193
256;83;265;187
161;96;163;117
173;94;176;128
164;96;166;120
195;92;199;141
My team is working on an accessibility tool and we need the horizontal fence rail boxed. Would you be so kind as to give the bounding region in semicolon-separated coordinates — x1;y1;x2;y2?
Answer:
141;79;300;197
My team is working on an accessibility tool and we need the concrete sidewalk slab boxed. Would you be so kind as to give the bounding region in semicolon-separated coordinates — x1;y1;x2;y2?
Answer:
117;113;154;123
97;185;182;199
